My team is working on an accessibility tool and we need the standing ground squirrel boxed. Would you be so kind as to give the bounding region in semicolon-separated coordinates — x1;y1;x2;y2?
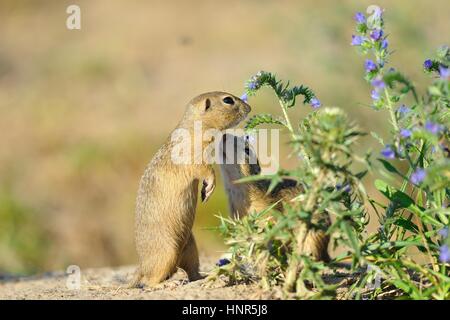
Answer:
219;134;330;261
131;93;251;288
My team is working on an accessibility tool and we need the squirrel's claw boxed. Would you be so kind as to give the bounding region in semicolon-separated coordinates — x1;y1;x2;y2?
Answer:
201;179;215;203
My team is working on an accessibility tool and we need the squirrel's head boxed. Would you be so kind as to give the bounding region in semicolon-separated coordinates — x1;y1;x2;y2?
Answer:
219;133;261;181
184;92;251;130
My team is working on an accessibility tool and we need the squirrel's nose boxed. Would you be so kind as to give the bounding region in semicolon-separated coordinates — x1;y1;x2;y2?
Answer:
242;103;251;114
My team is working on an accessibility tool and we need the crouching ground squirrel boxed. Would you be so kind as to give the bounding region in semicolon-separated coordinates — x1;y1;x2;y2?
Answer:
219;134;330;261
131;92;251;288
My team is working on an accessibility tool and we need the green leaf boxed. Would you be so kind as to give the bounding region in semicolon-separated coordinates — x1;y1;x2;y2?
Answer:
375;179;444;227
393;217;419;234
266;175;284;195
284;85;316;107
340;220;361;260
246;71;316;107
383;70;418;103
235;173;275;184
244;113;285;131
355;170;368;180
428;86;442;96
374;179;414;208
370;131;384;146
365;240;424;251
436;45;449;59
378;158;406;179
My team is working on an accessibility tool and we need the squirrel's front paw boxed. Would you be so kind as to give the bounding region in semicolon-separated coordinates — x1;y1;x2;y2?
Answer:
201;178;215;202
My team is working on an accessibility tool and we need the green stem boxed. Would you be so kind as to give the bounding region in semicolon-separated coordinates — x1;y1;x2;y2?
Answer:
279;99;294;134
278;99;312;169
373;49;399;132
395;141;427;241
384;88;399;132
284;171;326;293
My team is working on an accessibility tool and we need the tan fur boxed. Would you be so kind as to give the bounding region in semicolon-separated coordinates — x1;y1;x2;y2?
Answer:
131;93;251;288
219;134;330;262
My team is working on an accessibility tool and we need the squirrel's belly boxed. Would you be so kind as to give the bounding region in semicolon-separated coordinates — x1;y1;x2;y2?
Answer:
136;177;198;227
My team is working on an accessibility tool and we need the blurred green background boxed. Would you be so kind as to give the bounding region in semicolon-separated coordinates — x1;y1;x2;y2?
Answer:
0;0;448;274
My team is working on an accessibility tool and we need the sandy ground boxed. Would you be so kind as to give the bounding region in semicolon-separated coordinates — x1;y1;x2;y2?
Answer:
0;256;261;300
0;255;360;300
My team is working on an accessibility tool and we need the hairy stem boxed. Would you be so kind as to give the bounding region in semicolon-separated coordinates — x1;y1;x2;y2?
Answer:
283;171;326;293
278;99;312;169
383;88;399;132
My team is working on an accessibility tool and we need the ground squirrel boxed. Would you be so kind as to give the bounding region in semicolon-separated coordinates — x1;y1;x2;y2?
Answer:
130;92;251;288
219;134;330;261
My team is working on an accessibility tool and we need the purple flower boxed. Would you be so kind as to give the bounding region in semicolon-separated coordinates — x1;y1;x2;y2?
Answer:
439;66;449;79
425;121;442;135
247;81;257;90
381;39;388;49
354;12;366;24
336;183;351;193
400;129;412;138
372;7;383;20
365;59;377;72
240;93;248;102
439;227;449;238
216;258;230;267
310;98;321;109
381;145;395;159
411;168;426;184
351;35;365;46
371;90;380;100
371;77;385;89
440;245;449;263
370;29;383;41
397;104;410;114
423;59;433;70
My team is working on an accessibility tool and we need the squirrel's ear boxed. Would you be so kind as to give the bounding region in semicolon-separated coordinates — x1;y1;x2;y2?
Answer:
204;98;211;112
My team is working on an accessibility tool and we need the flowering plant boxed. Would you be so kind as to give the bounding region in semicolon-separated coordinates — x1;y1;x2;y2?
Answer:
212;5;449;299
350;7;449;299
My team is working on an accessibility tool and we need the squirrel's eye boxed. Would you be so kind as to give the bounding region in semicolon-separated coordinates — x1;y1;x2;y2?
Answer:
222;96;235;105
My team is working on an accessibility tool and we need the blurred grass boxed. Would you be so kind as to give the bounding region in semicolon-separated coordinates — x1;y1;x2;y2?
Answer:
0;0;448;273
0;185;50;273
